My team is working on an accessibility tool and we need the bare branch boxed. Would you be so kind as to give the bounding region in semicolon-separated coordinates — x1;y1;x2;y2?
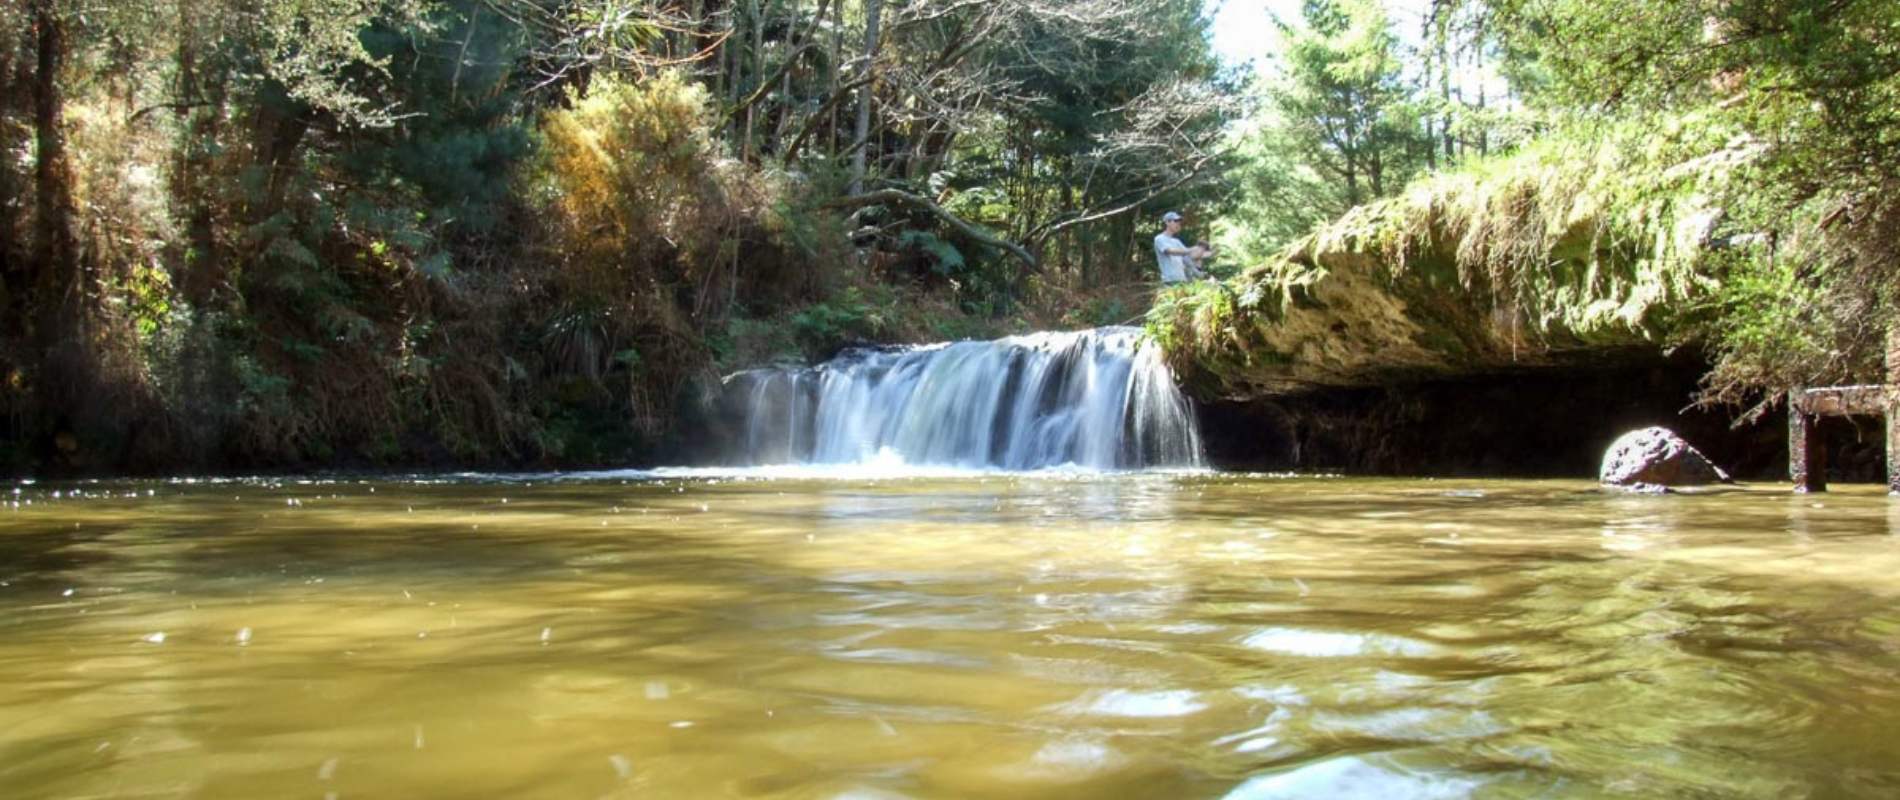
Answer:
829;188;1039;270
1029;151;1223;243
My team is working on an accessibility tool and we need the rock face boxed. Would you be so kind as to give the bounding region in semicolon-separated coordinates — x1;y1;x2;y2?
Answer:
1600;427;1732;488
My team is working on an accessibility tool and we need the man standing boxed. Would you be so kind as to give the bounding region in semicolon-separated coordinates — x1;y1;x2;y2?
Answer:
1153;211;1213;284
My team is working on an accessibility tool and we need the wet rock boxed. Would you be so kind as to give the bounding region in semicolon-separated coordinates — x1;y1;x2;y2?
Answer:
1600;427;1732;488
1614;482;1672;495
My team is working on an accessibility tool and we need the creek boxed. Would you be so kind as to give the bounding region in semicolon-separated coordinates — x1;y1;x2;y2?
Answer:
2;329;1898;798
4;476;1899;797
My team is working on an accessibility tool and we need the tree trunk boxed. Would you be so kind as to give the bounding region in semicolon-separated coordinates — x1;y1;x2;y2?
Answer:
724;4;742;139
29;0;89;441
174;0;224;306
832;189;1036;270
849;0;881;194
1079;203;1094;286
0;43;19;304
1440;55;1454;161
253;103;310;223
760;0;826;158
771;0;804;155
707;0;726;106
826;0;843;159
32;0;80;338
1476;81;1488;156
741;0;764;161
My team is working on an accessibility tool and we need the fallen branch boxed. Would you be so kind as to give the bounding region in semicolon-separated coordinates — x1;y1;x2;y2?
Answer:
128;100;216;123
829;188;1038;270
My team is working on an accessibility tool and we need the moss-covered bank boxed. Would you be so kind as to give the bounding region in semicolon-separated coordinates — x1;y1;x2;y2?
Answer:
1150;114;1765;399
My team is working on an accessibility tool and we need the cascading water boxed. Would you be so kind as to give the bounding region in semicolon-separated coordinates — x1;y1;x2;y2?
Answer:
721;327;1203;470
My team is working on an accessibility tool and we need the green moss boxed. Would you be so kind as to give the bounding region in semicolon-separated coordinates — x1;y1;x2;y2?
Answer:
1159;111;1762;395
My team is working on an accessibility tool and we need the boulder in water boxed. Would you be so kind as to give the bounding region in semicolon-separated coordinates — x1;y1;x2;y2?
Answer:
1599;427;1732;489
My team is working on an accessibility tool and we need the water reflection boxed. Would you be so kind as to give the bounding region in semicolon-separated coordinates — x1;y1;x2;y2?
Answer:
0;477;1896;798
1222;755;1483;800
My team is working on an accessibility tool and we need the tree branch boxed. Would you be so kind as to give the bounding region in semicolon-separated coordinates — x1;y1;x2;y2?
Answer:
829;188;1038;270
780;72;876;162
722;41;821;126
128;100;214;123
1026;152;1221;244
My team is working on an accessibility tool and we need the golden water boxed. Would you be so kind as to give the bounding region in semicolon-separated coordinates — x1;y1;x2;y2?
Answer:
2;474;1898;798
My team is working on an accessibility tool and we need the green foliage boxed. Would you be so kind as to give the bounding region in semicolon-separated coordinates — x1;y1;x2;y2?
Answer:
1217;119;1343;264
886;0;1237;290
1311;112;1737;335
532;71;764;290
1273;0;1430;207
1064;297;1129;329
897;230;966;276
926;314;1002;343
791;288;890;360
253;0;436;127
1220;0;1438;264
1697;253;1839;403
0;0;1243;474
348;3;535;237
1163;110;1764;392
712;316;798;370
1177;0;1900;412
1463;0;1900;406
529;70;809;434
1145;280;1240;374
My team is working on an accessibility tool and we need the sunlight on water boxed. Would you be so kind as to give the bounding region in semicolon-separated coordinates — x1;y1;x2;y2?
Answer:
2;475;1899;798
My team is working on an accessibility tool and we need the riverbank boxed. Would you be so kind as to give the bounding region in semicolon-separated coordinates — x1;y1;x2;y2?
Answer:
1147;113;1891;485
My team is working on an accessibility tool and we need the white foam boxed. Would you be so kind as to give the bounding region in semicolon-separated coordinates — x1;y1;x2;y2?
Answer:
1240;628;1439;658
1060;689;1209;718
1222;755;1482;799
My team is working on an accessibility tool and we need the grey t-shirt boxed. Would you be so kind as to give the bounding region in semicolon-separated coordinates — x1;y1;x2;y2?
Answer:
1154;233;1192;283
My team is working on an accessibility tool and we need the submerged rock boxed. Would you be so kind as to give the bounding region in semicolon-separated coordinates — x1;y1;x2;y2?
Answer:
1600;427;1731;488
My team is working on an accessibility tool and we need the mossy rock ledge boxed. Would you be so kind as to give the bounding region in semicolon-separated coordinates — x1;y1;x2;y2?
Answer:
1150;118;1756;400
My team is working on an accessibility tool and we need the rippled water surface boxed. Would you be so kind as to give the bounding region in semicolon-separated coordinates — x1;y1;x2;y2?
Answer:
3;474;1899;798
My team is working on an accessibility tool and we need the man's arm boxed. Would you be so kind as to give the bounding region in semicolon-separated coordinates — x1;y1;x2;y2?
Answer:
1187;243;1216;279
1159;237;1195;257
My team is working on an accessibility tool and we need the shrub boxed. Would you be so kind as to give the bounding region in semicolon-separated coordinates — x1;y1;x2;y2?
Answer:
528;71;846;434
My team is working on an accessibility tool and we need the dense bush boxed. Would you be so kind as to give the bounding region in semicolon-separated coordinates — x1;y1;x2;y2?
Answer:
528;72;851;432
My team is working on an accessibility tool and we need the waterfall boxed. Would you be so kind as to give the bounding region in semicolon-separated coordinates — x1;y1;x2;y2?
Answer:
721;327;1203;470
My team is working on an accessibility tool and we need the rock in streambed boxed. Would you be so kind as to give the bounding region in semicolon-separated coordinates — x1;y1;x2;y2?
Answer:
1600;427;1733;490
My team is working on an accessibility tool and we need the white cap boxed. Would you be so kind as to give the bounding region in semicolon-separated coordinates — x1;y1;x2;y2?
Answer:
1161;211;1182;222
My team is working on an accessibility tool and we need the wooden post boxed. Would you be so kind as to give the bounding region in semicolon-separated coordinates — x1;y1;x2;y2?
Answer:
1888;326;1899;495
1790;388;1826;493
